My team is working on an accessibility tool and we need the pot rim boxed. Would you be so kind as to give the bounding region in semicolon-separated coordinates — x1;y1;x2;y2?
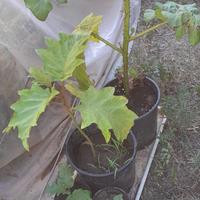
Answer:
93;186;127;199
66;131;137;178
134;76;160;121
105;76;160;121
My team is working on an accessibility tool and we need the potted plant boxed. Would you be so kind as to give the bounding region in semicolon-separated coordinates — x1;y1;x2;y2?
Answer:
4;15;138;192
4;0;200;194
47;163;128;200
23;1;200;149
47;163;92;200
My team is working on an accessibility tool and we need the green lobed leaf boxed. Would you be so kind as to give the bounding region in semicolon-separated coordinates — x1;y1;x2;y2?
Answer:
29;67;52;87
47;164;74;196
144;9;155;22
3;84;58;150
66;189;92;200
144;1;200;45
67;85;137;143
154;8;166;21
36;33;89;82
161;11;177;27
156;1;178;12
73;13;102;42
24;0;53;21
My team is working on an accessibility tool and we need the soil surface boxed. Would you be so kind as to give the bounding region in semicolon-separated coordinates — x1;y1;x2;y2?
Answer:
130;0;200;199
107;77;156;116
76;129;132;174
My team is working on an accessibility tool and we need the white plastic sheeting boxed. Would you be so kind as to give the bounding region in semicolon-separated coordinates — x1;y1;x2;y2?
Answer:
0;1;141;199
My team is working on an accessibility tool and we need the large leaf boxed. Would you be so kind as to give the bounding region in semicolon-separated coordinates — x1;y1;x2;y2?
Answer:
67;189;92;200
47;164;74;196
3;84;58;150
73;13;102;42
24;0;53;21
36;33;89;82
67;85;137;143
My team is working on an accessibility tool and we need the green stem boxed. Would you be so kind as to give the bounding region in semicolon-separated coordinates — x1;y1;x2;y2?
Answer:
122;0;131;97
60;83;96;158
92;33;122;54
67;111;96;158
129;22;167;41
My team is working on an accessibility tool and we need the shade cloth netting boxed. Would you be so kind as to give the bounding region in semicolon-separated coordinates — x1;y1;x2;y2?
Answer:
0;0;141;199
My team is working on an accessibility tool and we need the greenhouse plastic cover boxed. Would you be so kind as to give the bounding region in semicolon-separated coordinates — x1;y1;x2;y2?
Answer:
0;0;141;199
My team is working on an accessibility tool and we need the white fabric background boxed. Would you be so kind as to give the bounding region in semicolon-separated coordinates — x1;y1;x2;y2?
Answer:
0;1;141;199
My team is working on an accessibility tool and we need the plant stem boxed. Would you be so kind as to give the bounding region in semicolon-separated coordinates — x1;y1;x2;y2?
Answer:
92;33;122;54
122;0;131;97
59;83;96;158
67;111;96;158
129;22;167;41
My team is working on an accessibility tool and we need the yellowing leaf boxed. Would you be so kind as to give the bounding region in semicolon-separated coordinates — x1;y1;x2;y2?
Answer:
73;13;102;42
74;86;137;143
3;84;59;150
24;0;53;21
36;33;89;82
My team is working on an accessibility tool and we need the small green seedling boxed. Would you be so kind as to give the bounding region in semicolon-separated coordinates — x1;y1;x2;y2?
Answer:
47;164;92;200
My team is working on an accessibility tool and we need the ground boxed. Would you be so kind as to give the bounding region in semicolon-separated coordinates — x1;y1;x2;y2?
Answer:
130;0;200;199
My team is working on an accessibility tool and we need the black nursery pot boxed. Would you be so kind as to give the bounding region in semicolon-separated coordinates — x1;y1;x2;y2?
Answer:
93;187;129;200
106;76;160;149
65;127;137;193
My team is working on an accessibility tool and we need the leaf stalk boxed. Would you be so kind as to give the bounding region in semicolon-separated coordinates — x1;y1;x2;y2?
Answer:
92;33;122;54
129;22;167;41
60;83;96;158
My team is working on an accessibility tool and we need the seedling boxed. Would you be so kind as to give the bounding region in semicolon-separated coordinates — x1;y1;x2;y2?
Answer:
47;163;92;200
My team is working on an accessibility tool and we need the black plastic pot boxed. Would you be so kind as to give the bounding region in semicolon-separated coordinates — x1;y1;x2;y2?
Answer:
65;127;137;193
93;187;129;200
105;76;160;149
